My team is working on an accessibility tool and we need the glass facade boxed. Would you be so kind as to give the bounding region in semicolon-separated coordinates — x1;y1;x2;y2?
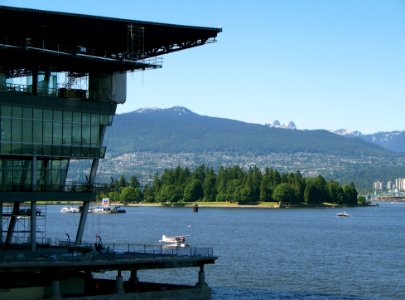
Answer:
0;100;115;192
0;158;68;192
0;105;111;158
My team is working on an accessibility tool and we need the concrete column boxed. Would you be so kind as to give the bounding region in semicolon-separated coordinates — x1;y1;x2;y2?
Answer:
75;201;90;245
51;280;61;299
0;202;3;249
5;202;20;245
115;270;125;295
196;265;207;287
31;156;37;251
0;62;5;91
129;269;139;286
32;67;38;95
30;201;37;251
43;69;50;96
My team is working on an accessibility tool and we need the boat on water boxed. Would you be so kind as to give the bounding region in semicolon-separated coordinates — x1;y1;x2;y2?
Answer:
337;212;350;217
159;234;191;248
60;206;80;213
89;198;126;214
90;206;126;214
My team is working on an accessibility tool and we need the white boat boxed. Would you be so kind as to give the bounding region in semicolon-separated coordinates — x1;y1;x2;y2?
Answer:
337;212;350;217
89;198;126;214
60;206;80;213
91;206;111;214
159;234;190;248
90;206;126;214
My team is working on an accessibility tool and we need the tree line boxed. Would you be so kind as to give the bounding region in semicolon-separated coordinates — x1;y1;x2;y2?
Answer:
98;165;359;206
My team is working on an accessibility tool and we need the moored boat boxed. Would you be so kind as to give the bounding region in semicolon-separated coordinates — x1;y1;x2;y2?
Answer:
60;206;80;213
337;212;350;217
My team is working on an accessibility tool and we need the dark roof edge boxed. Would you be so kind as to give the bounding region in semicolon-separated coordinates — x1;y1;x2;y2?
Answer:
0;5;222;33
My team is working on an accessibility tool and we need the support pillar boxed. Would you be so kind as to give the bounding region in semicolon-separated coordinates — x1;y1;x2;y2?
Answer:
129;269;139;286
0;202;3;249
31;156;37;251
196;265;207;287
51;280;61;299
30;201;37;251
32;67;38;95
0;62;5;91
5;202;20;245
75;125;106;245
115;270;125;295
75;201;89;245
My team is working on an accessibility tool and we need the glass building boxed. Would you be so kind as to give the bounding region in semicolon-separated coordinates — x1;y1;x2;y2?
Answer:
0;5;221;247
0;6;220;299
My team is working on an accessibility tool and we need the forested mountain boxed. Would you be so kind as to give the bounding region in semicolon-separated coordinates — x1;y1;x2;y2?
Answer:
105;107;389;157
69;106;405;192
361;131;405;153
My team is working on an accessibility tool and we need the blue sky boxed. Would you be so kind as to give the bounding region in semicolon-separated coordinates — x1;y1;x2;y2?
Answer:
2;0;405;133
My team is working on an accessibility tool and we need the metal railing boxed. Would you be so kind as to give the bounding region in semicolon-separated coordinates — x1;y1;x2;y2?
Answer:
0;38;163;70
0;238;214;265
0;181;110;193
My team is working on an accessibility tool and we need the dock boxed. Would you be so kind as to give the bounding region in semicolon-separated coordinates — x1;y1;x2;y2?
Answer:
0;241;216;299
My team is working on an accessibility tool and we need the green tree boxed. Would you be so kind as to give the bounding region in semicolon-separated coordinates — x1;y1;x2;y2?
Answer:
120;186;143;203
143;185;155;202
183;179;203;202
226;179;242;202
118;175;128;188
343;182;358;206
304;182;321;204
192;165;207;182
313;175;329;202
235;185;257;204
245;166;262;202
156;185;183;203
326;180;346;204
203;168;217;201
357;195;366;205
130;175;140;188
108;191;120;202
260;177;273;202
272;183;297;204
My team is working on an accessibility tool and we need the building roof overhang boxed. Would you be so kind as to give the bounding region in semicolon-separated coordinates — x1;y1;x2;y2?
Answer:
0;6;222;73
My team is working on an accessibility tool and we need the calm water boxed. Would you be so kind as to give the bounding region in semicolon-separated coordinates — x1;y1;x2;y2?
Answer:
45;203;405;299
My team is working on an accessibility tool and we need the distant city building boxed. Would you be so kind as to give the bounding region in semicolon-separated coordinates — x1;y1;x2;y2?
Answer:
373;181;383;191
395;178;405;191
386;180;395;191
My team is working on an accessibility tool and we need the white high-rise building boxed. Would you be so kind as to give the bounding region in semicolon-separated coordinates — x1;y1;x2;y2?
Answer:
373;181;383;191
395;178;405;191
386;180;395;191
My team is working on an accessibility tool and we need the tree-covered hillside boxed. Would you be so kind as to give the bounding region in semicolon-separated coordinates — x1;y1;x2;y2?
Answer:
105;107;390;157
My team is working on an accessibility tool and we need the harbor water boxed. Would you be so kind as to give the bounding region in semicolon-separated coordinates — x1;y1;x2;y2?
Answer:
47;202;405;299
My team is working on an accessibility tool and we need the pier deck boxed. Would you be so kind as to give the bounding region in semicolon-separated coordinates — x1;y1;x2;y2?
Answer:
0;243;216;299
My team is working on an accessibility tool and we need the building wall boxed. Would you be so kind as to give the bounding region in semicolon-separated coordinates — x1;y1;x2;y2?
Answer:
89;72;127;104
0;93;116;192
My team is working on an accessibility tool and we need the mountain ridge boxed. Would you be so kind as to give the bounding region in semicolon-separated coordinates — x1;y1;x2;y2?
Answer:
105;106;391;157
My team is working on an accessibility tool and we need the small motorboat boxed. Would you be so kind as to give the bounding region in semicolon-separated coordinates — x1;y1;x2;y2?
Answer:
111;206;126;213
60;206;80;213
89;206;126;214
159;234;190;248
337;212;350;217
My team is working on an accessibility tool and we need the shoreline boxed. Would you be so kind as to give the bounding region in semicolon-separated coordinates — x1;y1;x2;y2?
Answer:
37;201;372;209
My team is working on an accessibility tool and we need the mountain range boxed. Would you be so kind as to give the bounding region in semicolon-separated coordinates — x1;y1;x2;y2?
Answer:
335;130;405;153
84;106;405;191
105;106;394;156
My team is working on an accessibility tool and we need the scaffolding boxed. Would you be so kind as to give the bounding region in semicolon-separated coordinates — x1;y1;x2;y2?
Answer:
1;203;47;245
127;24;145;61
